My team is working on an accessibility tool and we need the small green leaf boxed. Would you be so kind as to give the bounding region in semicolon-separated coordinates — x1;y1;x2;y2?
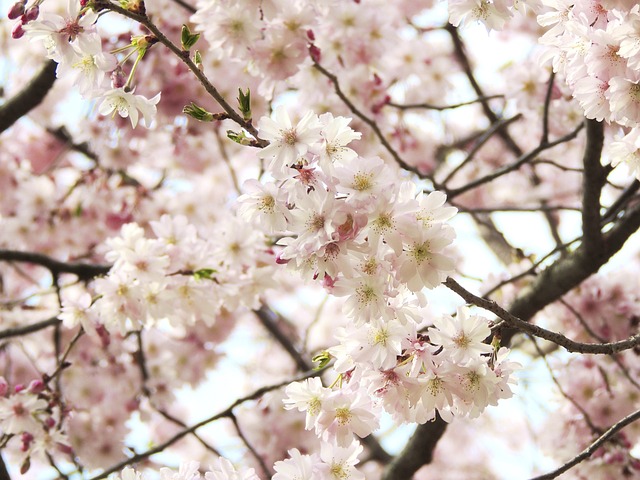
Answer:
181;24;200;51
227;130;252;145
194;50;203;69
312;351;331;370
183;102;214;122
237;88;251;122
194;268;217;280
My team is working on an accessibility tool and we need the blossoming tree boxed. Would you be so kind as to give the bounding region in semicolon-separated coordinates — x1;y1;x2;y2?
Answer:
1;0;640;478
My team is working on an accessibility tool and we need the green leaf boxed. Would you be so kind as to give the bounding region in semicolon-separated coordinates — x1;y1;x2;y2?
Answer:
181;24;200;51
227;130;252;145
194;50;203;69
312;351;331;370
183;102;214;122
193;268;217;280
237;88;251;122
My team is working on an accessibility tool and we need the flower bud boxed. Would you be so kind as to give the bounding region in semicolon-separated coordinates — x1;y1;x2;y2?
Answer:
28;379;45;394
20;432;34;452
22;4;38;22
0;377;7;396
57;442;74;455
11;21;25;39
309;44;321;63
14;383;25;393
7;1;25;19
111;68;126;89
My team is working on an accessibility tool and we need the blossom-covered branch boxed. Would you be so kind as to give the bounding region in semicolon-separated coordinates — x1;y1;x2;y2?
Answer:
444;277;640;355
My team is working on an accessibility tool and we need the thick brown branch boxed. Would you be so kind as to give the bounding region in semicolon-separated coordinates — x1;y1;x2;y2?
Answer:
0;60;57;133
0;316;61;340
581;119;607;254
0;250;110;281
507;199;640;325
381;417;448;480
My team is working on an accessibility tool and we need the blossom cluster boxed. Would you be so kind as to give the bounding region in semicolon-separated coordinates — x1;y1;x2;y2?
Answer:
111;450;363;480
14;0;160;127
63;214;274;335
237;107;520;467
537;2;640;178
0;377;71;473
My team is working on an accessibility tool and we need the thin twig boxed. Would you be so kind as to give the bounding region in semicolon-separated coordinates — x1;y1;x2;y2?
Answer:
229;412;271;478
528;336;600;434
447;123;584;199
529;408;640;480
440;115;521;186
311;60;420;177
444;277;640;355
387;95;504;111
89;368;325;480
98;2;266;146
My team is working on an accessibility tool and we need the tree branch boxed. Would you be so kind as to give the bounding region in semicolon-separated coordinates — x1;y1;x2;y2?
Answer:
447;123;584;199
387;95;504;112
444;277;640;355
0;316;61;340
530;408;640;480
89;368;325;480
0;250;110;281
311;60;420;178
0;60;57;133
97;2;266;146
381;416;448;480
581;119;607;255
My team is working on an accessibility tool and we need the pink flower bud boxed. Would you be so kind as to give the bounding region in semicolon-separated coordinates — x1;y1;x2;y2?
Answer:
57;442;74;455
309;44;321;63
275;254;289;265
28;379;45;394
306;29;315;41
11;21;25;39
322;273;336;288
7;1;25;19
20;432;34;452
111;68;126;89
14;383;25;393
0;377;7;396
21;4;38;22
44;417;56;429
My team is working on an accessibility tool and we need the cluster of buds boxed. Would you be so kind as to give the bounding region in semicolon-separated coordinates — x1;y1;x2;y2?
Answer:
7;0;39;39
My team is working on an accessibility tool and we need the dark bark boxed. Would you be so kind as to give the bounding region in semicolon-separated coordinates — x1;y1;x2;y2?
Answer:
0;60;57;133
